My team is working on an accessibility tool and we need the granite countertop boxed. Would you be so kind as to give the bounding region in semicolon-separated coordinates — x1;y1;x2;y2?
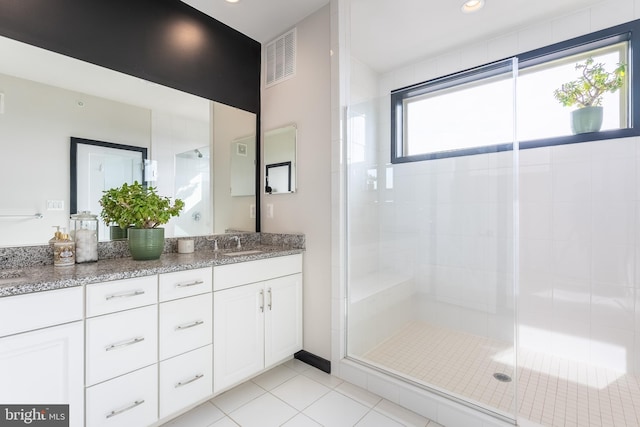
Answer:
0;245;303;298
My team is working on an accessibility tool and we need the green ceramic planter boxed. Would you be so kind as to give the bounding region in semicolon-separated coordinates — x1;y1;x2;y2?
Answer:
109;225;128;240
571;106;603;134
128;228;165;260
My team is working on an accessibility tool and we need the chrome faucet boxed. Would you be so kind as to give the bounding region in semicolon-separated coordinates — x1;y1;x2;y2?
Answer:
231;236;241;249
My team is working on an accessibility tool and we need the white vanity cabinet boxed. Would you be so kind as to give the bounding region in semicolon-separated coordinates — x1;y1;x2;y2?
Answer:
213;254;302;392
158;267;213;419
0;287;84;427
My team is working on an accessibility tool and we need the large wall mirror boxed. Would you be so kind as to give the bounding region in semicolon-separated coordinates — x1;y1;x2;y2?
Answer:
264;124;297;195
0;35;257;247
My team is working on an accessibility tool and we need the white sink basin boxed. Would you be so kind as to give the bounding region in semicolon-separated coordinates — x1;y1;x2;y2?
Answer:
222;250;263;257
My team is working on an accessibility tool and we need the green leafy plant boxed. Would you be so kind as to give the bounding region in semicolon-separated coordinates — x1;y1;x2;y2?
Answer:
553;57;626;108
99;181;184;229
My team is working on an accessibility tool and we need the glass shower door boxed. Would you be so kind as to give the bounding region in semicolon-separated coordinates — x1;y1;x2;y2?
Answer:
345;57;518;421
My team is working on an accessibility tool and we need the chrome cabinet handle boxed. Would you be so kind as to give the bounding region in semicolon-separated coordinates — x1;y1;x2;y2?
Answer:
175;373;204;388
175;320;204;330
176;280;204;288
259;289;264;312
105;290;145;300
268;288;272;310
105;337;145;351
106;400;145;419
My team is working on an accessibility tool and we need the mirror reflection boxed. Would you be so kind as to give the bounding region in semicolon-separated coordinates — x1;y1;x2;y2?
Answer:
264;124;297;194
174;145;210;237
0;35;257;247
70;138;147;241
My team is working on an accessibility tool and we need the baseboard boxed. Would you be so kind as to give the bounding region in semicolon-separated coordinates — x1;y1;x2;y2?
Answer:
294;350;331;374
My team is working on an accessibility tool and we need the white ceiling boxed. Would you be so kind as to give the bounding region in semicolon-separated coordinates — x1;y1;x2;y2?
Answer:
184;0;604;73
349;0;604;72
181;0;330;43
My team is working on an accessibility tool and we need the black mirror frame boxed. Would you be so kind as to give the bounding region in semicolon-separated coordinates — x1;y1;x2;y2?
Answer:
70;137;148;215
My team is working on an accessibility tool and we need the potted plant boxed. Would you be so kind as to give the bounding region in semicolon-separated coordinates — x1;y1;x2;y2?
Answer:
553;56;626;134
99;186;131;240
99;181;184;260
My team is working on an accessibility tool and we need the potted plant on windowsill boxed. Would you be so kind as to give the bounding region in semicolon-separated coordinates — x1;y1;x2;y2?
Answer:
553;57;626;135
99;181;184;260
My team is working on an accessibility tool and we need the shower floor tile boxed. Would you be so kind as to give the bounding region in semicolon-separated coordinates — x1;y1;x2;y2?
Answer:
361;320;640;427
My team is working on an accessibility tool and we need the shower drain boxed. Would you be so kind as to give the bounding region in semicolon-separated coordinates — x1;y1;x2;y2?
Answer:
493;373;512;382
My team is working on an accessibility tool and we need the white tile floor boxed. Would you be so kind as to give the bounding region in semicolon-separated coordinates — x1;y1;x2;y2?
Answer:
160;358;443;427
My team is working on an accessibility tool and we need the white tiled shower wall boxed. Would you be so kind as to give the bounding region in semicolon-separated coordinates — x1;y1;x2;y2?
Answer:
332;0;640;425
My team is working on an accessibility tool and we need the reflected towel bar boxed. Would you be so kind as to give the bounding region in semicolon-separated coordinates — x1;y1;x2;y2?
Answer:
0;213;43;219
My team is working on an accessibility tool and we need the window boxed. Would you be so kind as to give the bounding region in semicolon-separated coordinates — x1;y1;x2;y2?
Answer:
391;20;640;163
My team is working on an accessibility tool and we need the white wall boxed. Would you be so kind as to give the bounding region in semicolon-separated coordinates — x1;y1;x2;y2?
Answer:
261;5;332;360
0;73;151;246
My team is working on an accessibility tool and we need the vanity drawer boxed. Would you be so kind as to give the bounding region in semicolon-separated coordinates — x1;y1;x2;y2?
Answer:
85;364;158;427
159;293;212;360
86;275;157;317
213;254;302;291
159;267;212;302
0;287;83;337
159;345;213;419
86;305;158;386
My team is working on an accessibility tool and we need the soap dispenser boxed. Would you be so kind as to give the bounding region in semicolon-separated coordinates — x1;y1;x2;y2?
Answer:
53;228;75;267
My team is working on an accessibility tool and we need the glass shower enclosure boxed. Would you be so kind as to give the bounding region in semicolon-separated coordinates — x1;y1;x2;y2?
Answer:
345;57;519;421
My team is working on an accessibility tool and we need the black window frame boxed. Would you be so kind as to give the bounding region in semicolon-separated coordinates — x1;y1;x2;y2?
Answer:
391;19;640;164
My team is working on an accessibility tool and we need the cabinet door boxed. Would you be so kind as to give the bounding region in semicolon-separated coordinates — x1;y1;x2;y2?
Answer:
0;321;84;427
213;282;264;393
264;273;303;367
85;364;157;427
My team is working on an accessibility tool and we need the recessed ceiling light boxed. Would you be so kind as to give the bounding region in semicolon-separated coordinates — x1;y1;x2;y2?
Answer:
225;0;240;3
461;0;485;13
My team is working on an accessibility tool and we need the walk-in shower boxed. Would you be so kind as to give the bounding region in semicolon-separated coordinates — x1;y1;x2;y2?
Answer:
344;2;640;426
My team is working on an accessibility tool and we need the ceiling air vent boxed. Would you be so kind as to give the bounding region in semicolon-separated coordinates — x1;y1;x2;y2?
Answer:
265;28;296;88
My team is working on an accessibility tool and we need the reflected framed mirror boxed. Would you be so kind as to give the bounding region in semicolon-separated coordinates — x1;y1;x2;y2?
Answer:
264;124;297;194
70;137;147;242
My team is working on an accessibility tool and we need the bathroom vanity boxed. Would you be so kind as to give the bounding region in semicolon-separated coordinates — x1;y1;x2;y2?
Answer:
0;244;303;427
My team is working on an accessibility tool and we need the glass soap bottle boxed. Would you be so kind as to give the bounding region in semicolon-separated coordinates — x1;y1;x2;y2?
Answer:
70;211;99;263
53;230;75;267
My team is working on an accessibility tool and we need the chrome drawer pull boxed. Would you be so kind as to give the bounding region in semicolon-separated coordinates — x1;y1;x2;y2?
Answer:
105;337;145;351
175;373;204;388
105;290;145;300
106;400;145;419
268;288;272;310
175;320;204;330
176;280;204;288
259;289;264;313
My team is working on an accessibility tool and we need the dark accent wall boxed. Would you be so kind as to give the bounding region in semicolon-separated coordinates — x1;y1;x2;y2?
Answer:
0;0;261;113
